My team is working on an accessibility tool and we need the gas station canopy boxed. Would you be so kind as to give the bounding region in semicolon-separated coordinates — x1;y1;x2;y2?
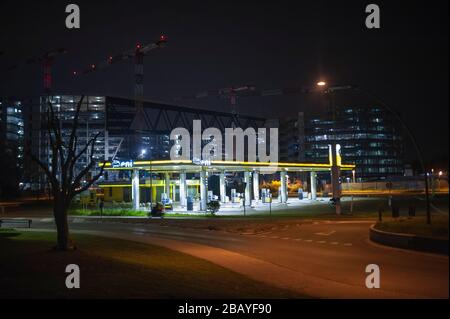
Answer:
99;159;356;173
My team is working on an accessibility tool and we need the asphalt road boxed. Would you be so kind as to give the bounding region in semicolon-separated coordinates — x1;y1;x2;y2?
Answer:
25;217;449;299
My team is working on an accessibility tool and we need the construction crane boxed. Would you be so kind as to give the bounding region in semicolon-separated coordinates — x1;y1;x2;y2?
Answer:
179;84;323;116
73;35;167;159
6;48;68;94
73;35;167;131
178;85;257;117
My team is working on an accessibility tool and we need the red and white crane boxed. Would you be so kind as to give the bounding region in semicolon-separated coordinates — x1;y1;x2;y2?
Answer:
73;35;167;131
6;48;68;94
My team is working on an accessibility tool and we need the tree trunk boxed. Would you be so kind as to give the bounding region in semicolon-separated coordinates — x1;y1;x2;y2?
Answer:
53;200;72;251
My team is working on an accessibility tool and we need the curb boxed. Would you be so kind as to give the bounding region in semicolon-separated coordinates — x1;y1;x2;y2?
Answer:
369;225;449;255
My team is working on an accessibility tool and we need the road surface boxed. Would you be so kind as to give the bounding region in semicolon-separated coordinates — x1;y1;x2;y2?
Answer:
21;216;449;299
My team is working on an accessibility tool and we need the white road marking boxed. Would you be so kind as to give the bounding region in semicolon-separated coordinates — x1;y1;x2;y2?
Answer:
294;238;302;241
343;243;353;246
305;239;313;242
330;241;339;245
330;221;373;225
314;230;336;236
316;240;327;244
281;237;290;240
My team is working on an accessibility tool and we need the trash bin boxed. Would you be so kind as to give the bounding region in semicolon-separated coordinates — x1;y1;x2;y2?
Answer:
186;196;194;211
298;188;303;200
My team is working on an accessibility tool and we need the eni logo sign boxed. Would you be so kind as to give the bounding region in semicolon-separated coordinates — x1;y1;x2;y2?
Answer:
193;158;211;166
112;160;134;168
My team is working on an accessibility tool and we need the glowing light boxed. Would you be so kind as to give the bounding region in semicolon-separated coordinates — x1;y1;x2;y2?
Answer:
317;81;327;86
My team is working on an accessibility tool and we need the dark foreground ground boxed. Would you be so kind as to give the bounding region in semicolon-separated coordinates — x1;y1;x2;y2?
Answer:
0;230;300;299
0;195;448;298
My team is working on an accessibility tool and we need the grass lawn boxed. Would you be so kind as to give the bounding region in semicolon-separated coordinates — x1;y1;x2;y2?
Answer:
0;230;301;299
67;195;448;225
70;208;147;217
374;215;449;239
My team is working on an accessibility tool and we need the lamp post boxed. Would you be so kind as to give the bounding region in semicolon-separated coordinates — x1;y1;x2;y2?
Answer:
149;150;153;206
139;148;153;206
357;87;432;224
317;81;349;215
316;82;432;224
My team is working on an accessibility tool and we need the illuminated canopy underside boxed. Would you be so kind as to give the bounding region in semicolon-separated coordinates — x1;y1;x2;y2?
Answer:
99;160;355;173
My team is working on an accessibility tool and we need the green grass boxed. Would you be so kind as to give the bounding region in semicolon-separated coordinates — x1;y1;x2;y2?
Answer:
70;208;147;217
0;230;301;299
67;195;448;221
70;209;219;218
374;215;449;239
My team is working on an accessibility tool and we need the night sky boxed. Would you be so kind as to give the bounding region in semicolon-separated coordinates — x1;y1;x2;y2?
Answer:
0;0;448;166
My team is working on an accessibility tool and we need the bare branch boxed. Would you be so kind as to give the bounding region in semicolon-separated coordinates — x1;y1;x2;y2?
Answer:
65;96;85;168
73;162;106;196
27;149;55;186
71;137;98;190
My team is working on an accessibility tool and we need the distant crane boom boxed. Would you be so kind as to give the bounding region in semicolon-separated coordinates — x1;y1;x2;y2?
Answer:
180;85;257;115
5;48;68;93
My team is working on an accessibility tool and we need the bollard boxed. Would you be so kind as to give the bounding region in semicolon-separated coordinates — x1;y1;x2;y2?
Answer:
378;208;383;222
408;205;416;217
391;205;400;218
269;199;272;216
350;196;354;214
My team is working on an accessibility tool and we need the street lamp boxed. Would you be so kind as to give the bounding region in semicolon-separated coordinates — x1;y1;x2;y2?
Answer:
139;148;153;206
138;148;147;159
315;82;432;224
356;86;432;224
317;80;342;215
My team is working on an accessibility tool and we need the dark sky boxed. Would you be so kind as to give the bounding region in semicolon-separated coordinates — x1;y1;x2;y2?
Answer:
0;0;448;165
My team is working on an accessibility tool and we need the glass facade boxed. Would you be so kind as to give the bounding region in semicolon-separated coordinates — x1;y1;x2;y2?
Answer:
304;106;404;180
36;96;108;177
28;95;268;190
0;99;25;193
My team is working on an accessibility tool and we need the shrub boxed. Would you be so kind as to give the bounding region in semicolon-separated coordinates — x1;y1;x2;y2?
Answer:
150;202;165;217
207;200;221;215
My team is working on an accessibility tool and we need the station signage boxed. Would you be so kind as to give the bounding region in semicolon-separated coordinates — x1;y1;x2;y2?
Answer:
193;158;211;166
112;160;134;168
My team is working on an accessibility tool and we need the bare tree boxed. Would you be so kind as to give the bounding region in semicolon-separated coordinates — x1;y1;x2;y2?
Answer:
27;96;105;250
